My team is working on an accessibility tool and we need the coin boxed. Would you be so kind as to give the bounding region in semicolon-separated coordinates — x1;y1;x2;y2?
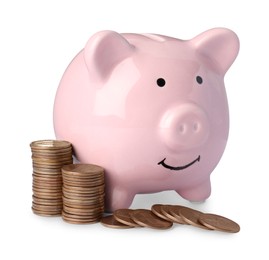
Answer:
62;196;105;206
151;204;173;221
62;217;99;224
33;191;62;199
32;196;63;206
32;179;62;189
168;205;193;224
160;205;186;224
63;184;105;193
32;172;62;182
100;215;133;229
30;140;72;150
113;209;140;227
62;164;104;177
62;210;101;219
62;211;100;224
62;190;105;200
32;150;72;157
131;209;173;230
178;207;212;230
33;162;72;169
63;205;104;216
62;179;104;187
198;213;240;233
62;201;105;210
32;207;61;217
33;168;62;175
32;202;63;210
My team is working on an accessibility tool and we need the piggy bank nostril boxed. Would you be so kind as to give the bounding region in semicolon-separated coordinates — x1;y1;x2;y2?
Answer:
193;122;199;132
179;124;185;134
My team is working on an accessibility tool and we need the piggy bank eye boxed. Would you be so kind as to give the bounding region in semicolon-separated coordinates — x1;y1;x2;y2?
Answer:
196;76;203;84
157;78;166;87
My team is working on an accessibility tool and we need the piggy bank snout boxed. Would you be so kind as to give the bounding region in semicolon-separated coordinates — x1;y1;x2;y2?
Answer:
160;104;210;151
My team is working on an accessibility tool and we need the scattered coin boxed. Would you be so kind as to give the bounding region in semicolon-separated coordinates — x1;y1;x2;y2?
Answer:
198;213;240;233
178;207;212;230
131;209;173;230
161;205;187;224
151;204;172;221
113;209;140;227
100;215;133;229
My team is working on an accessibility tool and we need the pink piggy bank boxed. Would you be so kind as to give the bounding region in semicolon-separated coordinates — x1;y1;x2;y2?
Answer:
54;28;239;212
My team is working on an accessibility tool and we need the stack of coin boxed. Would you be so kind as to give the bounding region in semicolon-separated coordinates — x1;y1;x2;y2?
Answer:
61;164;105;224
30;140;73;216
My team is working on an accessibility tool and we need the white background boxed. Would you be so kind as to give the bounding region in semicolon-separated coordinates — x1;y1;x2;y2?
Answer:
1;0;268;259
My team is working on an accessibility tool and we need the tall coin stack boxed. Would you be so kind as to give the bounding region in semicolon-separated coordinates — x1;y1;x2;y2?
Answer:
30;140;73;216
61;164;105;224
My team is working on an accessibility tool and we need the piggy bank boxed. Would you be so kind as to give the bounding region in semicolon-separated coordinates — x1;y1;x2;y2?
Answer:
54;28;239;212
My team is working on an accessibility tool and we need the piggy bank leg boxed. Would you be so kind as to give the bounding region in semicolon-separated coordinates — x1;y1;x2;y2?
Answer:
175;179;211;202
105;186;135;212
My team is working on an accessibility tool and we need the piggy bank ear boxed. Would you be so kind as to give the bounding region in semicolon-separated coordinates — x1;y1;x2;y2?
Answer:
192;28;239;74
84;31;134;82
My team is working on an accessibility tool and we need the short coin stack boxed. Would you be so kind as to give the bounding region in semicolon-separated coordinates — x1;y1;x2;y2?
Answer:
30;140;73;216
61;164;105;224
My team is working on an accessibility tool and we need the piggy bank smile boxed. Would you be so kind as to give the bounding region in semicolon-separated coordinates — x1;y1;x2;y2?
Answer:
158;155;201;171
